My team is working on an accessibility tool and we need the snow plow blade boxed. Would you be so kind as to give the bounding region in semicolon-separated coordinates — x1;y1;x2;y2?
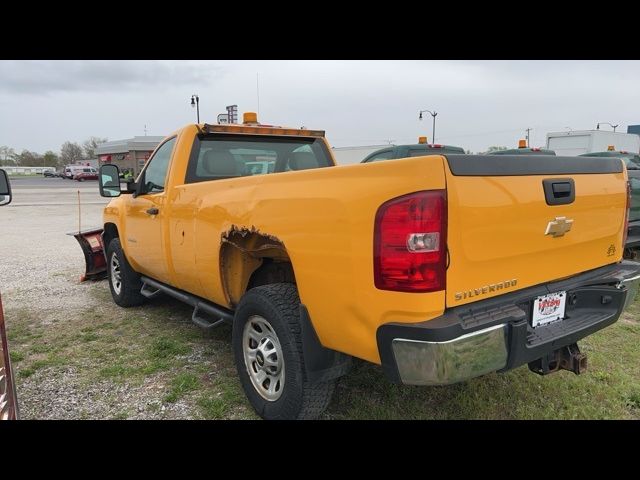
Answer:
67;228;107;281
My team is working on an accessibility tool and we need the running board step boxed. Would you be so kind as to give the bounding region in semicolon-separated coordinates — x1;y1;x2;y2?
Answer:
140;276;234;330
192;305;227;330
140;283;162;299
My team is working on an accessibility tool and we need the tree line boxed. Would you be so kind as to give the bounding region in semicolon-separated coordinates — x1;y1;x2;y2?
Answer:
0;137;108;169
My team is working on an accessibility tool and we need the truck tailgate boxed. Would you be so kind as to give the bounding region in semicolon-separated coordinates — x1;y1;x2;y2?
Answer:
443;154;628;307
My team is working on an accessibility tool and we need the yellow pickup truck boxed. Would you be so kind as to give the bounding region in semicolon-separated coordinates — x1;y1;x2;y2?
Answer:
95;113;640;420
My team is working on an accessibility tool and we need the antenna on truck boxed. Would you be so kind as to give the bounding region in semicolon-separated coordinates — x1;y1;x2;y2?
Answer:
77;189;81;234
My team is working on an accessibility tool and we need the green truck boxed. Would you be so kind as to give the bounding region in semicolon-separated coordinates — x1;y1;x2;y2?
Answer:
361;140;466;163
491;147;556;156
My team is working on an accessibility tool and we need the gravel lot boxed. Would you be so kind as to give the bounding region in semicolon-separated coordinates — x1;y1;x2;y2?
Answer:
0;177;251;419
1;176;639;420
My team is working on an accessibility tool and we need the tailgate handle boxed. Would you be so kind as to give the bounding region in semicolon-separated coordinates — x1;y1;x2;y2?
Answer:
552;182;572;197
543;178;575;206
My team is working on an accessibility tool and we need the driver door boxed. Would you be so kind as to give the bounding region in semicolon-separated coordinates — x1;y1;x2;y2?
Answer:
124;137;176;284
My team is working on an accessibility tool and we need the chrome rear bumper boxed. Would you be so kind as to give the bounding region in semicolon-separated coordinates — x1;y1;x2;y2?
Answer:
392;324;508;386
620;274;640;313
378;261;640;386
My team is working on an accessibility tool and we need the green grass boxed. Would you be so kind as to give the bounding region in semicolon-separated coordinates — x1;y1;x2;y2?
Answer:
9;350;25;362
6;280;640;420
113;410;131;420
196;395;229;419
148;337;191;359
325;299;640;420
164;373;200;403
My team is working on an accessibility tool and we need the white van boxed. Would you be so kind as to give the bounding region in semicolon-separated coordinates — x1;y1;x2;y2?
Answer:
64;165;89;179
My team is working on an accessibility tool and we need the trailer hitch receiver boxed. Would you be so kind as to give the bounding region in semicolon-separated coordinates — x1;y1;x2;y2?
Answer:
528;343;587;376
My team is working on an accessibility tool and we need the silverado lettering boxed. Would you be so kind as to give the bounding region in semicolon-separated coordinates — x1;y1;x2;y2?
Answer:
454;279;519;302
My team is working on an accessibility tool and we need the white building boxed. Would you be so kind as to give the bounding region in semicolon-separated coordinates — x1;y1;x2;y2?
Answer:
331;145;390;165
2;166;56;175
546;130;640;156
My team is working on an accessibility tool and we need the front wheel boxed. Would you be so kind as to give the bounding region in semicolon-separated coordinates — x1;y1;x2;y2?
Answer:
106;238;146;307
232;283;336;420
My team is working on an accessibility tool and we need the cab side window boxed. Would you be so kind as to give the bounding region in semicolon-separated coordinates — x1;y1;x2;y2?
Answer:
365;150;394;163
141;137;176;194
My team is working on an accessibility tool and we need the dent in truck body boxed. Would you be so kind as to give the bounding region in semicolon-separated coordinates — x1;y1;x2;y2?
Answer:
220;226;289;307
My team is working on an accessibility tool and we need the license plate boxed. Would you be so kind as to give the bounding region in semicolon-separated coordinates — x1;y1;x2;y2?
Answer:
532;291;567;328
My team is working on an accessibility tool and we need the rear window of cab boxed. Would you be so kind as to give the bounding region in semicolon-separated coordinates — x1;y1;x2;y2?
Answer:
185;134;332;184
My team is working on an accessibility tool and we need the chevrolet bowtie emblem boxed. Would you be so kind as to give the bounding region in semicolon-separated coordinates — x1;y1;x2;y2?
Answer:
545;216;574;237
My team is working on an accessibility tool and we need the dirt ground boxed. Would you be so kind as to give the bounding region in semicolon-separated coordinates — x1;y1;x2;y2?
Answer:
1;176;639;420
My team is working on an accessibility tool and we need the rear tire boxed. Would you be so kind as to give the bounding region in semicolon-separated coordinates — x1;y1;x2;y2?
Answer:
232;283;335;420
106;238;146;307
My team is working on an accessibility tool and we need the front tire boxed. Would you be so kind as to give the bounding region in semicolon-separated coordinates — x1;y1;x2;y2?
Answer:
232;283;336;420
106;238;146;307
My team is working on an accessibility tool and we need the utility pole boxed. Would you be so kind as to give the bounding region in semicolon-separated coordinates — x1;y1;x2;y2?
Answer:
257;73;260;115
525;128;532;147
144;125;147;136
597;122;619;132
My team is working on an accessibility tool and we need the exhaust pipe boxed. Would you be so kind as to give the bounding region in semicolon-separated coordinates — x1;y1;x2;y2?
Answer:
528;343;587;376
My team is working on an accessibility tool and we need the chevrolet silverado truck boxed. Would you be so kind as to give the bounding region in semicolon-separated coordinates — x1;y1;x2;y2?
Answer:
0;168;19;420
94;113;640;420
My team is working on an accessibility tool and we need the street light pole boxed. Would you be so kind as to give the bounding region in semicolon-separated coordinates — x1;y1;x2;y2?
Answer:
419;109;438;145
191;94;200;123
597;122;619;132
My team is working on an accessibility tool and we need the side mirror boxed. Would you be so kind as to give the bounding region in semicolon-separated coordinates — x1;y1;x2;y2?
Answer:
99;164;122;198
0;169;12;206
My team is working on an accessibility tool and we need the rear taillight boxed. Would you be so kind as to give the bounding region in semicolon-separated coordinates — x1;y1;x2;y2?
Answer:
623;181;631;247
374;190;447;292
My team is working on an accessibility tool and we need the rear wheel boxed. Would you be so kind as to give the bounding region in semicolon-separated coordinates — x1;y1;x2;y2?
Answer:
232;283;336;420
106;238;146;307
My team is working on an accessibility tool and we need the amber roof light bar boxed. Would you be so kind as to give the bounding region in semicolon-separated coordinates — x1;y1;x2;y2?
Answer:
202;123;325;138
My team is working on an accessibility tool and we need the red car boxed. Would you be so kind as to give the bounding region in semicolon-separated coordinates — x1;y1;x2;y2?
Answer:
74;168;98;181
